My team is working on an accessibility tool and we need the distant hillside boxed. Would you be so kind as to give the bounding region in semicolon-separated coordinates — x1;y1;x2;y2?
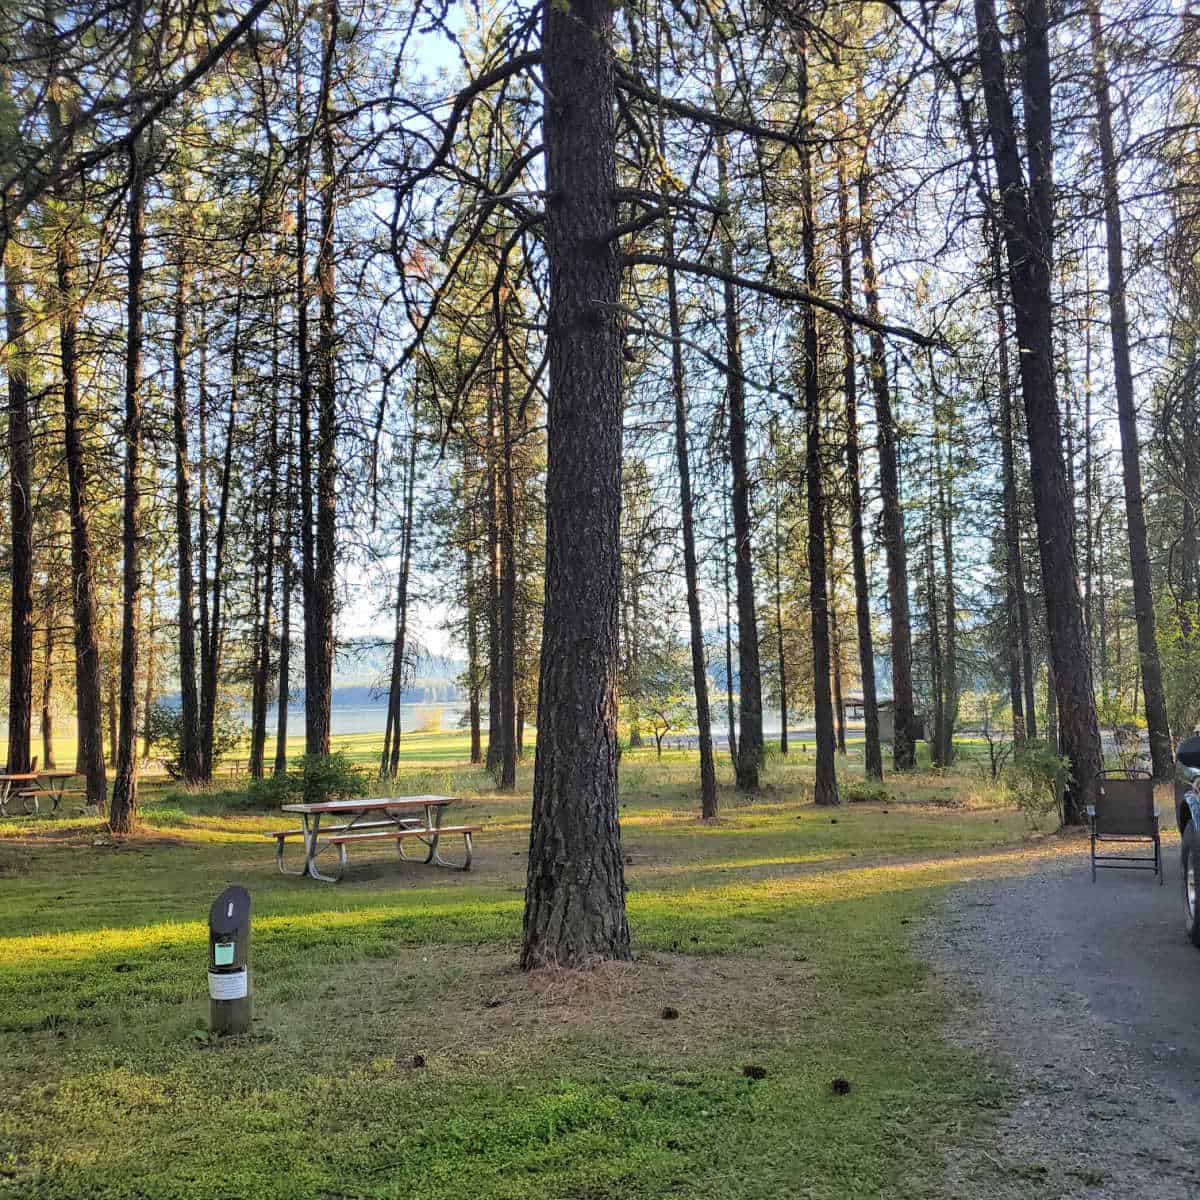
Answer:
334;638;465;691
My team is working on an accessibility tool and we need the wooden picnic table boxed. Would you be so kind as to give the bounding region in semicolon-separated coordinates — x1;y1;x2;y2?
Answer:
31;771;83;814
271;795;481;882
0;773;38;817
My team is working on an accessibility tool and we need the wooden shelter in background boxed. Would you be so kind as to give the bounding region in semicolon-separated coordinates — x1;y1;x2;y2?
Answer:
841;695;926;745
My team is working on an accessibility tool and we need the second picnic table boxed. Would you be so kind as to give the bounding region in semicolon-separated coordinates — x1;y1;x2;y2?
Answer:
271;795;481;882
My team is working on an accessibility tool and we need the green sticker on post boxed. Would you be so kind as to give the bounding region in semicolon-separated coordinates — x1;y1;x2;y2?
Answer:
214;941;236;967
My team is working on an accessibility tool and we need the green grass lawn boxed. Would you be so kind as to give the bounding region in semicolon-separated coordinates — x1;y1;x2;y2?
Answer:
0;740;1036;1199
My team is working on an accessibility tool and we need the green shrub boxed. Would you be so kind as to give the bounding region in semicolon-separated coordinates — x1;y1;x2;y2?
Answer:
1008;740;1073;827
145;699;245;779
844;780;890;805
246;750;370;808
244;773;294;809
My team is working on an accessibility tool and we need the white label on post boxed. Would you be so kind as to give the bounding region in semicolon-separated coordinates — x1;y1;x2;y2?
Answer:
208;969;248;1001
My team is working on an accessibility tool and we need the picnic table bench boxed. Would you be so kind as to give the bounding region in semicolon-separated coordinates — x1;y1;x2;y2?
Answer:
270;795;481;882
0;770;84;816
0;773;38;817
18;771;84;814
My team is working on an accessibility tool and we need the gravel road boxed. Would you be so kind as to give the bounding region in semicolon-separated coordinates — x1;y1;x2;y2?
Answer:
921;833;1200;1198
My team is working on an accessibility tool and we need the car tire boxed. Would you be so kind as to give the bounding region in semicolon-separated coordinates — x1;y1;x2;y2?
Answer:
1183;821;1200;949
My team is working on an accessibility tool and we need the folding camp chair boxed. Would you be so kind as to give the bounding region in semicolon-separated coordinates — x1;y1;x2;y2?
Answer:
1087;769;1162;884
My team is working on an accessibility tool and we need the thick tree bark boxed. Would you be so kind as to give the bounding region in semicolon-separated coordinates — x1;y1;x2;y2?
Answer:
974;0;1103;820
836;155;883;779
171;259;203;781
665;233;718;817
111;25;148;834
521;0;629;969
800;53;838;806
1087;0;1172;778
857;150;916;770
5;257;33;774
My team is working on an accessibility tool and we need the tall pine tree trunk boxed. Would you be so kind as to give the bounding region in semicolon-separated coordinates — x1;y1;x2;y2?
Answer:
497;332;518;790
140;568;157;761
800;68;838;806
249;325;280;780
383;405;418;777
5;256;33;774
1087;0;1172;777
521;0;629;968
666;234;718;817
836;154;883;779
926;505;944;766
774;484;789;756
200;281;241;778
723;489;738;767
974;0;1102;820
171;258;203;781
309;0;339;759
938;438;958;765
827;514;847;756
274;408;296;777
465;528;484;766
111;12;148;833
55;194;105;808
857;145;917;771
40;584;55;770
991;219;1030;746
714;51;762;790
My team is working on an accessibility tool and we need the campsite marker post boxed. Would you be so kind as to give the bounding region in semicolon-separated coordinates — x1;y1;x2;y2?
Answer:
208;886;251;1035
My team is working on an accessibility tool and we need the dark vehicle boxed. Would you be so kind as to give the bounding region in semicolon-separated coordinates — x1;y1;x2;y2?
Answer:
1176;735;1200;946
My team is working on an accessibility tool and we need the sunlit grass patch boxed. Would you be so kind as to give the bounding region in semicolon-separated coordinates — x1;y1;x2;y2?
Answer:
0;745;1030;1198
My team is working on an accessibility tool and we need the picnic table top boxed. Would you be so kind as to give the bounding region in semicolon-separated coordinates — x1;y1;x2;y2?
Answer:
281;795;456;815
38;770;79;780
0;772;38;783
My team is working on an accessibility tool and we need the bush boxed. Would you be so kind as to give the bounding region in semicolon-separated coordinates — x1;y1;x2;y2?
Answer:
246;750;370;808
145;699;245;779
844;780;890;805
1008;740;1073;827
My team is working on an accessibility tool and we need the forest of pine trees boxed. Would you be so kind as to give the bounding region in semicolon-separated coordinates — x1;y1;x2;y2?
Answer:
0;0;1198;963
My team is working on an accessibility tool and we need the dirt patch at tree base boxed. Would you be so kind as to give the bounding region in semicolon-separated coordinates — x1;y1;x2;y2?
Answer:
287;946;818;1072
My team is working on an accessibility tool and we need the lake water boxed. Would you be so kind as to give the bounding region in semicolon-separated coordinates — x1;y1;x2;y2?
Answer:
262;703;470;737
264;704;804;738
